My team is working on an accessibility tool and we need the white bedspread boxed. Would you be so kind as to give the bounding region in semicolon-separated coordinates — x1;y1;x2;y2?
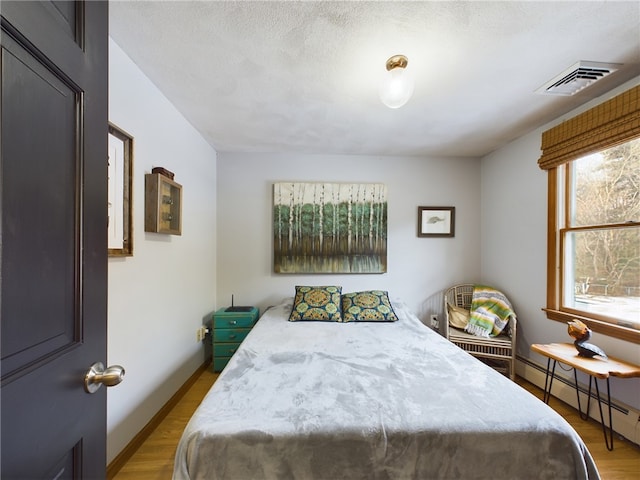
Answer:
174;299;599;479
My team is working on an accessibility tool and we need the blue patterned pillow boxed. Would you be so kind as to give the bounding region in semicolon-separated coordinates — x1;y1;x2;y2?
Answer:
289;286;343;321
341;290;398;322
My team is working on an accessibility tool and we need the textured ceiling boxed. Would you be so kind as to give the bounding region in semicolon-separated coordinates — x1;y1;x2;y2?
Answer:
109;1;640;157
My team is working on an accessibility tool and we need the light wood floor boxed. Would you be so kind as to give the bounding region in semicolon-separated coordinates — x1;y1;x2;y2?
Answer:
113;368;640;479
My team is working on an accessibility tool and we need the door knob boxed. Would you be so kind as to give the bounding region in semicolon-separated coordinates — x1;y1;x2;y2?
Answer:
84;362;125;393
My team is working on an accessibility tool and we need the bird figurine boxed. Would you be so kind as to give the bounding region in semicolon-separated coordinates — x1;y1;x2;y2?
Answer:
567;319;607;359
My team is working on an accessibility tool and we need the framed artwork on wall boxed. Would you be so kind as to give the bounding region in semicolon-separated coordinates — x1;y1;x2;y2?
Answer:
418;206;455;237
108;123;134;256
273;182;387;273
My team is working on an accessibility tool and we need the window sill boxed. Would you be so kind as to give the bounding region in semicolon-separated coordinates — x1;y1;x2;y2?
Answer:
544;309;639;344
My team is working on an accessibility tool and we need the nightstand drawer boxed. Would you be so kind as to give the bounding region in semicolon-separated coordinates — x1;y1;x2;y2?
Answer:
214;316;256;329
214;343;240;357
213;357;232;372
214;328;251;343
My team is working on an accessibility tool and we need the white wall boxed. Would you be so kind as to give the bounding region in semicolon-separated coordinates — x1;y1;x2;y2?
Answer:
480;77;640;411
107;38;218;463
216;152;481;325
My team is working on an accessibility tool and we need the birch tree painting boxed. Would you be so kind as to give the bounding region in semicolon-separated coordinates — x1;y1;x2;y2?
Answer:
273;183;387;273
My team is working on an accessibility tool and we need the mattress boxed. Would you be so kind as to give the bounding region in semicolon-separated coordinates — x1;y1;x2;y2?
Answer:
174;298;599;479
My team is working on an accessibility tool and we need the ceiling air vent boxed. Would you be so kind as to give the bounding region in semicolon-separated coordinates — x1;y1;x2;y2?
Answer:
536;61;620;96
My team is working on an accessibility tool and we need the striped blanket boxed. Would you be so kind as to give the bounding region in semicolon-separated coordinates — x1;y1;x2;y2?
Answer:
465;285;515;338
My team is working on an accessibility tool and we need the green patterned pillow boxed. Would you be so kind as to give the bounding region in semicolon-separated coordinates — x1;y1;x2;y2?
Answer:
289;286;343;321
341;290;398;322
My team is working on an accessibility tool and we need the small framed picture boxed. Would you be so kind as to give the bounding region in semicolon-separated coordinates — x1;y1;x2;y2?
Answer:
418;206;455;237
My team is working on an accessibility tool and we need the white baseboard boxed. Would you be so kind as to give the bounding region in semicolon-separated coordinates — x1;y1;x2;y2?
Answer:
516;358;640;446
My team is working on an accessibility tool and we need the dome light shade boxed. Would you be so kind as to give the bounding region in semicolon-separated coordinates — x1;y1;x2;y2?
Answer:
379;55;414;109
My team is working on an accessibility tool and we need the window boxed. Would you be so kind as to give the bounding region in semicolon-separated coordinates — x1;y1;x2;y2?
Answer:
539;85;640;343
556;141;639;338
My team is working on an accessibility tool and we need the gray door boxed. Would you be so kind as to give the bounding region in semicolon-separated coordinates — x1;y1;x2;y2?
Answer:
1;1;110;478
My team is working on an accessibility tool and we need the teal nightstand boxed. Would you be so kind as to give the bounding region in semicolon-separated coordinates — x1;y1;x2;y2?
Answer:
212;306;259;372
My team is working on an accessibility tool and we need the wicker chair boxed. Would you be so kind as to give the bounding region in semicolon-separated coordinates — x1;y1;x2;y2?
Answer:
443;284;517;380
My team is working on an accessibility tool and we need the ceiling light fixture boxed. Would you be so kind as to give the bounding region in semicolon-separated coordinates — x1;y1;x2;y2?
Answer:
379;54;414;109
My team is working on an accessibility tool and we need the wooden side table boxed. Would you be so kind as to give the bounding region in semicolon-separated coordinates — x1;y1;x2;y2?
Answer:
531;342;640;450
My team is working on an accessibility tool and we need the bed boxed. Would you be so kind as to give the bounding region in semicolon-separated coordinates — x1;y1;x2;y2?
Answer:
174;297;599;480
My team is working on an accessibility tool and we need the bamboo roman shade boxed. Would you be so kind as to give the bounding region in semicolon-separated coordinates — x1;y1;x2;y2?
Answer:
538;84;640;170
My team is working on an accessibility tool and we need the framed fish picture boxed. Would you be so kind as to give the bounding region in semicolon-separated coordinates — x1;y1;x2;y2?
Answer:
418;206;455;237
